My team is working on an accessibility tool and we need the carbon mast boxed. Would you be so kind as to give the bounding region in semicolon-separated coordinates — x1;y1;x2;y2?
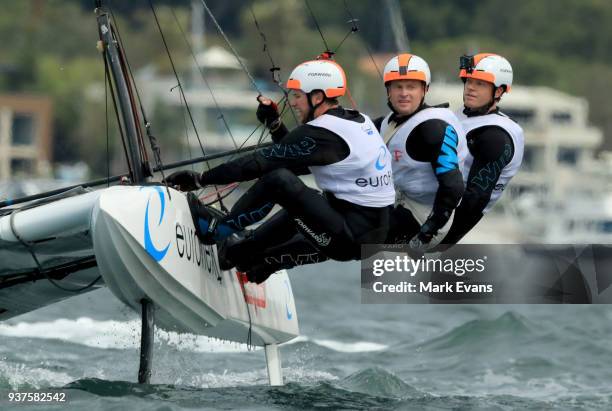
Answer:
95;1;154;384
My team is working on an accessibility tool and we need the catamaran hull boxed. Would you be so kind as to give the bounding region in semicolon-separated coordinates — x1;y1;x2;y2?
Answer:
0;190;104;320
91;185;299;346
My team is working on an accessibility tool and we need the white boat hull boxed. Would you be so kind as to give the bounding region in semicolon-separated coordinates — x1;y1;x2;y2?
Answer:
92;185;299;346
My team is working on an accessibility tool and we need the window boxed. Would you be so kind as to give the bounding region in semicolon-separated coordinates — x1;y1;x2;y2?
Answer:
551;111;572;124
10;158;35;176
503;109;535;125
11;114;36;146
557;148;578;165
599;221;612;233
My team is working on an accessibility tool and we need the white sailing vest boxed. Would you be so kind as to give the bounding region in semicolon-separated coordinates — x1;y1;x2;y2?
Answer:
308;113;395;208
381;107;468;208
457;110;524;213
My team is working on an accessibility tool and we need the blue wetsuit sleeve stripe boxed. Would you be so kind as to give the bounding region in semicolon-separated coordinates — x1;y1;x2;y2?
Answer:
435;125;459;174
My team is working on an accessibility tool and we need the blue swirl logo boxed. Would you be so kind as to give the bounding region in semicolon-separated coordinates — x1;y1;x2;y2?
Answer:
143;186;170;262
375;145;388;171
284;279;293;320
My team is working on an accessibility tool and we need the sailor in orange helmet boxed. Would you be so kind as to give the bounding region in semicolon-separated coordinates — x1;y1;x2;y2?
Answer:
166;59;395;283
436;53;524;248
373;53;467;252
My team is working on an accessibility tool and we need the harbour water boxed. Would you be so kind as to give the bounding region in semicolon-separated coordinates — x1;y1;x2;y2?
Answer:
1;260;611;410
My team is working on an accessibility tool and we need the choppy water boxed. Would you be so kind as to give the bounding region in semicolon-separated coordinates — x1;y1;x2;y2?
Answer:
1;261;612;410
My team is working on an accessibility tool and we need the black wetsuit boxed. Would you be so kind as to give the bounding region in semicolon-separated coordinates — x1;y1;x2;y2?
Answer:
373;105;464;244
200;107;391;281
438;108;514;247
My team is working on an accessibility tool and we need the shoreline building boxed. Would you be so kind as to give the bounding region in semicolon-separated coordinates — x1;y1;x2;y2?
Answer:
0;94;53;181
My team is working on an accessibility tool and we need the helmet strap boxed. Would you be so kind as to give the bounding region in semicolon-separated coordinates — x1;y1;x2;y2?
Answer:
306;91;326;122
463;83;501;116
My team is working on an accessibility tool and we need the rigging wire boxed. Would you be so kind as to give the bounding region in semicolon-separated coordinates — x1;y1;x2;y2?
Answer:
198;0;263;95
248;3;280;85
104;52;111;187
199;97;295;206
171;0;269;331
103;56;133;181
108;3;172;199
169;4;264;211
148;0;233;210
169;8;239;151
147;0;210;165
341;0;383;81
332;16;358;54
174;1;296;207
303;0;332;55
247;2;300;126
302;0;358;109
200;123;267;206
106;4;154;175
178;87;196;172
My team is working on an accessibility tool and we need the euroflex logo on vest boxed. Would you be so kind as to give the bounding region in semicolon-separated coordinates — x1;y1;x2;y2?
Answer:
355;170;392;188
355;146;392;188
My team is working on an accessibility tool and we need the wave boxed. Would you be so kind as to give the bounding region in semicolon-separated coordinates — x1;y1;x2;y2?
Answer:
413;311;535;352
65;369;416;409
337;367;424;398
283;335;388;353
0;360;73;390
59;377;612;411
0;318;388;354
0;318;251;353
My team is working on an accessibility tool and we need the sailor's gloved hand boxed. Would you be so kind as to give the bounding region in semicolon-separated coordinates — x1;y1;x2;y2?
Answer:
164;170;202;191
409;220;438;252
408;231;433;253
256;95;280;128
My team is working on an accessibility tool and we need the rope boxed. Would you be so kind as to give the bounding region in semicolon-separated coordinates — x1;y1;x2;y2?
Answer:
199;183;239;202
9;210;101;293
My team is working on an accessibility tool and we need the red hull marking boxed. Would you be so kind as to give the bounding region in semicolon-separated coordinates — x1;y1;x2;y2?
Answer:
236;271;267;308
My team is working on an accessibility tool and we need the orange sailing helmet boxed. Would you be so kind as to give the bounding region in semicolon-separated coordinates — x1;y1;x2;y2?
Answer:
286;60;346;98
383;53;431;86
